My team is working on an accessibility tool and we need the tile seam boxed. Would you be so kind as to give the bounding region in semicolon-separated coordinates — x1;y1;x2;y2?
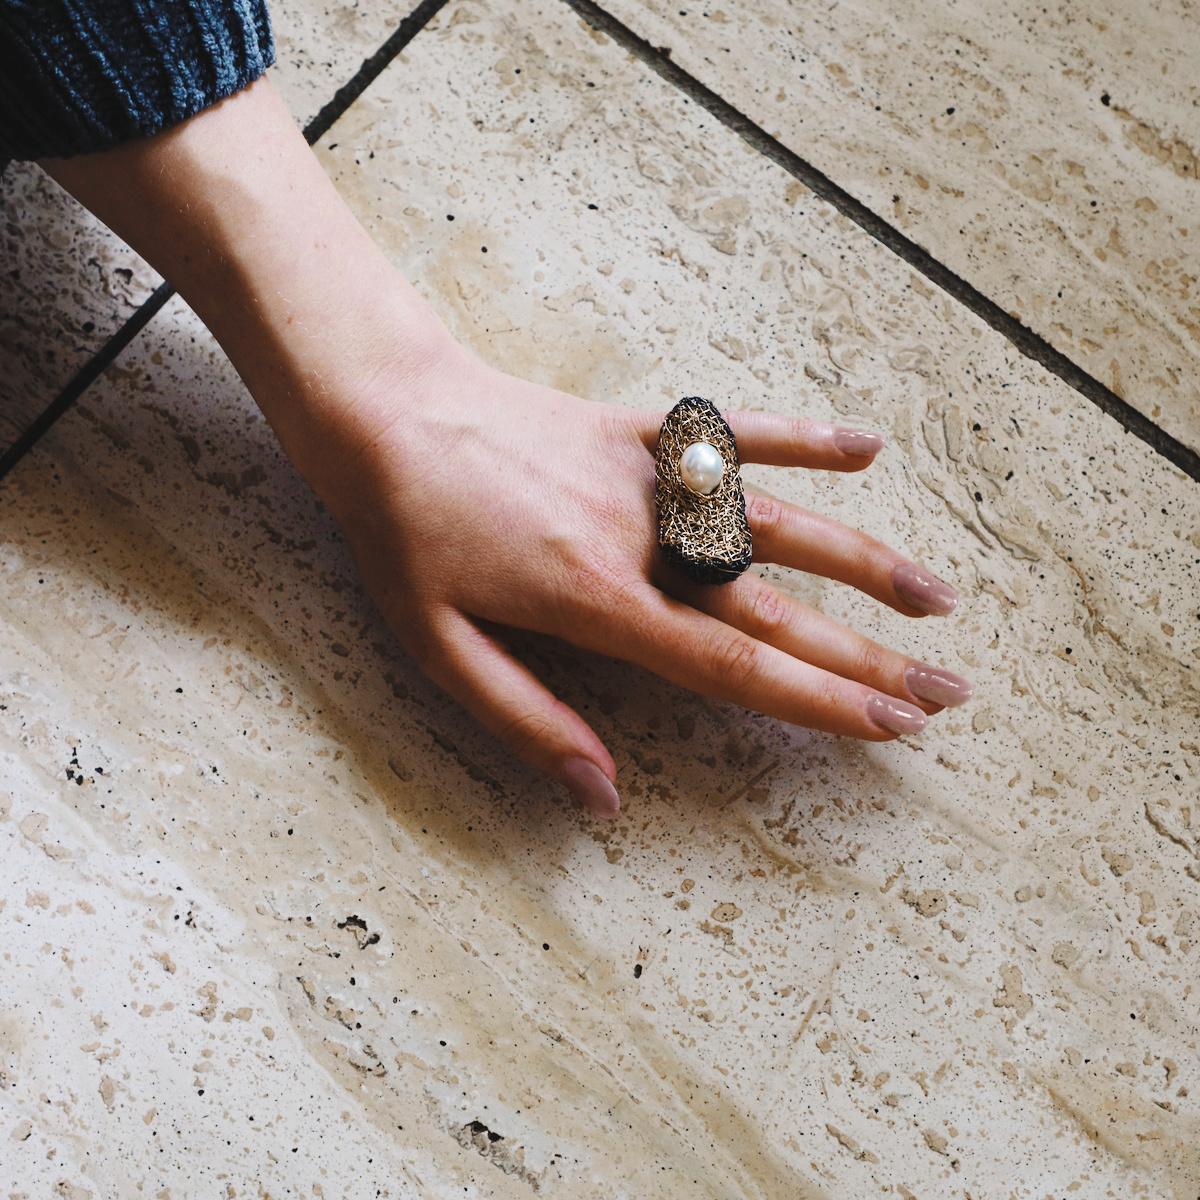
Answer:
0;0;454;485
556;0;1200;483
0;282;175;482
7;0;1195;485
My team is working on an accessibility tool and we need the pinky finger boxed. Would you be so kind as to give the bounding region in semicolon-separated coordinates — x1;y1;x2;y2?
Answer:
419;610;621;819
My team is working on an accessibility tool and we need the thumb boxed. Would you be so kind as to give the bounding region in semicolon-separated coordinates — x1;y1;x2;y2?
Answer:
417;609;620;819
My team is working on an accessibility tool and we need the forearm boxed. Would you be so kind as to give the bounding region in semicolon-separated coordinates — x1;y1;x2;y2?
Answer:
42;77;457;488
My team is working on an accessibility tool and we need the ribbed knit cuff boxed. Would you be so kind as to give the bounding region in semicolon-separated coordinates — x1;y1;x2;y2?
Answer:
0;0;275;161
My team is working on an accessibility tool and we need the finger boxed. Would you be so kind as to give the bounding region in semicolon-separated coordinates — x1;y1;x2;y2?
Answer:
744;489;960;617
419;609;621;819
677;573;973;713
581;585;928;741
629;406;885;470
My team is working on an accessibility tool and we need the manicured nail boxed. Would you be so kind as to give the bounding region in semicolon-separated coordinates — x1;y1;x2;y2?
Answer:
905;663;974;708
561;757;620;819
833;427;886;457
866;693;927;736
892;562;959;615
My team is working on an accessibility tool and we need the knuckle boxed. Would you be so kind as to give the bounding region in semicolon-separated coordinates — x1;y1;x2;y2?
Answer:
787;416;818;446
595;403;643;448
817;671;850;715
557;545;615;611
745;492;786;539
710;632;763;693
746;583;790;638
851;530;887;574
562;549;646;626
565;553;608;603
852;639;887;682
495;710;557;763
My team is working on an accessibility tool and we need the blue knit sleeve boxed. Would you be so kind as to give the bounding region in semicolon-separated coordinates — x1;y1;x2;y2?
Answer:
0;0;275;161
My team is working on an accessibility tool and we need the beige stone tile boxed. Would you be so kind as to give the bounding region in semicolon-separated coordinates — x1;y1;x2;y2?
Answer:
0;164;152;447
605;0;1200;452
0;743;417;1191
2;1;1198;1195
0;0;426;448
270;0;416;121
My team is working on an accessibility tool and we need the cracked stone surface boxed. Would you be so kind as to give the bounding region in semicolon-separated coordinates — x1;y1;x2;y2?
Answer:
607;0;1200;452
2;1;1198;1197
0;0;425;449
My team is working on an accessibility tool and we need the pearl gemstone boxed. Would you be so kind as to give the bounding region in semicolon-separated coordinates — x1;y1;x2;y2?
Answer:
679;441;725;495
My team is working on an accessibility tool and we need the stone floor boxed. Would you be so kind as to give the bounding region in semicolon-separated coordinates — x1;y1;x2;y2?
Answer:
1;2;1197;1198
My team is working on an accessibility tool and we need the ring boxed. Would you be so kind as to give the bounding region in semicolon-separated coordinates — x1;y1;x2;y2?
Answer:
654;396;753;585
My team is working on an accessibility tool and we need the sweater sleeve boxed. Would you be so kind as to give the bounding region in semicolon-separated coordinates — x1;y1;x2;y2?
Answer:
0;0;275;161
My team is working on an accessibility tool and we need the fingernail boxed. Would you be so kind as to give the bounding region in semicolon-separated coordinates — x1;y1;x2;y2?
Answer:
833;427;886;457
905;663;974;708
866;693;927;736
561;757;620;819
892;562;959;615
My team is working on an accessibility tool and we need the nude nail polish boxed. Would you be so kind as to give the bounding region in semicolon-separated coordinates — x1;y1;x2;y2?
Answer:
833;427;886;457
905;664;974;708
561;757;620;819
866;693;927;736
892;562;959;615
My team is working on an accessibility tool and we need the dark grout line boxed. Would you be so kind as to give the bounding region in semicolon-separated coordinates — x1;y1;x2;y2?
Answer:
0;0;453;486
558;0;1200;483
302;0;452;145
0;282;174;482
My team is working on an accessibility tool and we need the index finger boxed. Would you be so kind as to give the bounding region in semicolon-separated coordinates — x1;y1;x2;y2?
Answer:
629;406;885;470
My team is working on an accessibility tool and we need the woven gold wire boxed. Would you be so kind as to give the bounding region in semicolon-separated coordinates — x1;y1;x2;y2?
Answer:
654;397;753;584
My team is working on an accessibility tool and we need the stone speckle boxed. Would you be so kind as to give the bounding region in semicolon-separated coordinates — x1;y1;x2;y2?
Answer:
607;0;1200;451
1;1;1197;1197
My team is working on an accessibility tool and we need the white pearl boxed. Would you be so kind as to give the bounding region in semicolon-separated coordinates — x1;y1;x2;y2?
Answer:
679;441;725;495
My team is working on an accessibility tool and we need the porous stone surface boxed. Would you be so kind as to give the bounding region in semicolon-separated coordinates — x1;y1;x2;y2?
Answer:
0;0;426;448
2;2;1197;1197
607;0;1200;452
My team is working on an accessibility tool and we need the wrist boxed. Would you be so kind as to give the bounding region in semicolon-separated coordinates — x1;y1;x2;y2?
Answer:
170;170;463;494
46;76;465;493
267;288;467;499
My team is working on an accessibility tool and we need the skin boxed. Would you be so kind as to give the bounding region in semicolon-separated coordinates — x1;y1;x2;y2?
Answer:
43;77;972;819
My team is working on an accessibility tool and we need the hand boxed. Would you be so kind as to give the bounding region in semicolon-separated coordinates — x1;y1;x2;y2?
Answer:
314;342;972;819
44;76;970;820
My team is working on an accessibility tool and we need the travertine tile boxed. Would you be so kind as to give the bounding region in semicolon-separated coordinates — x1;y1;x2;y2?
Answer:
3;2;1198;1196
606;0;1200;452
270;0;413;121
0;0;426;448
0;164;151;447
1;740;417;1192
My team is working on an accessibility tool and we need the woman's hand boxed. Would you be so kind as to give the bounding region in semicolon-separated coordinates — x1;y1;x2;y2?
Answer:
313;343;972;818
44;76;970;819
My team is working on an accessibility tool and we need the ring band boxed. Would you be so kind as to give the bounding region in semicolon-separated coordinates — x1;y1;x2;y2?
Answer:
654;397;752;585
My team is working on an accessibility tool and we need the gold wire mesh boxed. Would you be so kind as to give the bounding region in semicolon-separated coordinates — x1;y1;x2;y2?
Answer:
654;397;753;584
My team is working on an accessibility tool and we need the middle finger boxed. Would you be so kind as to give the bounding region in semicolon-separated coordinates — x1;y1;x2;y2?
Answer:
744;489;960;618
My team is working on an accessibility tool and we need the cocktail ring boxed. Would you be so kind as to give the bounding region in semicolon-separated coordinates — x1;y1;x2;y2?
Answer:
654;396;753;585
